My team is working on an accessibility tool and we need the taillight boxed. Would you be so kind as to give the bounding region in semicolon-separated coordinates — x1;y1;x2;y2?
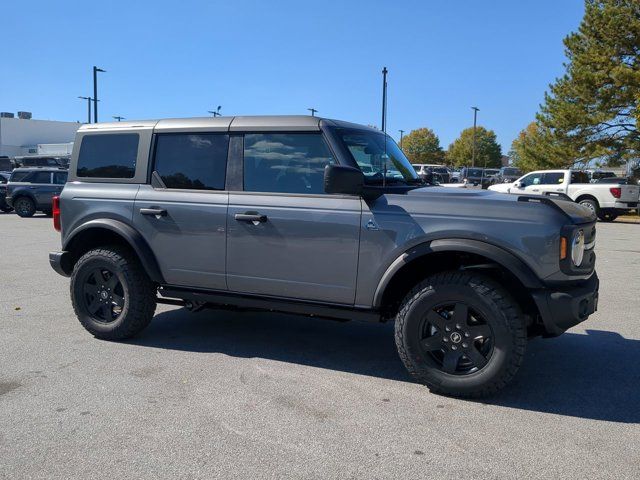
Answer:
52;195;61;231
610;187;621;199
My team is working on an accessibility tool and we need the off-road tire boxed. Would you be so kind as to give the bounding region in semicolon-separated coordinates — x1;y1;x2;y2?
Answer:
14;197;36;217
70;246;157;340
394;271;527;398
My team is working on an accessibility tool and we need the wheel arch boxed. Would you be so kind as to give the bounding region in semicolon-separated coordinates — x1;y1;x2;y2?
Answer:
575;194;599;208
373;239;543;322
63;219;164;283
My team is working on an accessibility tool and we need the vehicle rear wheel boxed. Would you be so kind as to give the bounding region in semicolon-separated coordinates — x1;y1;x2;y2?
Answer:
70;246;157;340
14;197;36;217
394;271;527;398
598;212;618;222
578;198;599;217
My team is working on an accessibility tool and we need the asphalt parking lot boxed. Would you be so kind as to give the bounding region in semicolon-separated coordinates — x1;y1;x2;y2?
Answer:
1;213;639;479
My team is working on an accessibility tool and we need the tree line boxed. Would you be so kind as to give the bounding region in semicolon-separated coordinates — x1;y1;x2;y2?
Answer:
400;0;638;173
400;126;503;168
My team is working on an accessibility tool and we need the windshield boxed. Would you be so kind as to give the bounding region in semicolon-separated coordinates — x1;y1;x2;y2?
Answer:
466;168;483;177
336;129;421;185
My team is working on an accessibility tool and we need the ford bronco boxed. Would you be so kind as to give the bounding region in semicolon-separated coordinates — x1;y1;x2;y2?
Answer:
49;116;599;397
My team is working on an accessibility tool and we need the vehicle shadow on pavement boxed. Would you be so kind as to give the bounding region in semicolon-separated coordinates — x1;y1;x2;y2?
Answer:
131;310;639;423
488;329;640;424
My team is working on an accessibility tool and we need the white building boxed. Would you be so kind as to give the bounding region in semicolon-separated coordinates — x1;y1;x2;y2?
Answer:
0;114;80;157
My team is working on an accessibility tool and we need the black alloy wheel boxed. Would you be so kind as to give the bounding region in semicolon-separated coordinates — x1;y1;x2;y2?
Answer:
419;302;493;375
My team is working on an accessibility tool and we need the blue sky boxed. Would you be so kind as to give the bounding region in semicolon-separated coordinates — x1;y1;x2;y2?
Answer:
1;0;584;152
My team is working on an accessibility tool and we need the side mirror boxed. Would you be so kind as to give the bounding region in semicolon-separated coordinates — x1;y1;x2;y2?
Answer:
514;181;524;188
324;164;364;195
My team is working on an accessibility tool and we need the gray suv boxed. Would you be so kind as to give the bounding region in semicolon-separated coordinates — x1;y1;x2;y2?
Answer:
49;116;599;397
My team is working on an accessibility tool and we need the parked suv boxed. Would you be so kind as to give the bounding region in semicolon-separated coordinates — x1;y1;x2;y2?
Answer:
0;172;12;212
49;116;599;397
6;167;68;217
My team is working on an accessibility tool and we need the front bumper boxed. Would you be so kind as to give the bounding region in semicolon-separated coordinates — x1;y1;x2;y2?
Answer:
531;273;599;337
49;250;72;277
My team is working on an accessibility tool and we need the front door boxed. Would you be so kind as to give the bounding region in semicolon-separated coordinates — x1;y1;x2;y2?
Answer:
133;133;230;290
226;133;361;304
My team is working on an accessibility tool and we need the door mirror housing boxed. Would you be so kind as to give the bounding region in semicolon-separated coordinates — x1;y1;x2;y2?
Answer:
324;164;364;195
514;181;524;188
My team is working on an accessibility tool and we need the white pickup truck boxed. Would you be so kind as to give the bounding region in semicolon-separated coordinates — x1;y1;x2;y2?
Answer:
488;169;640;221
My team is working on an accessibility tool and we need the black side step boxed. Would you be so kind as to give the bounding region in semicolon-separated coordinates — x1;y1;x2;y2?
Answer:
158;286;382;323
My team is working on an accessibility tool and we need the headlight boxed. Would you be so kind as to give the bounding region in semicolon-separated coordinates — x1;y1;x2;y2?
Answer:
571;229;585;266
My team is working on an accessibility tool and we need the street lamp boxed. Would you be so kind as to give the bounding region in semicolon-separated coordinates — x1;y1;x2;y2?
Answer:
208;106;222;117
93;66;106;123
399;129;405;149
381;67;388;133
307;108;318;117
78;96;92;124
113;116;125;122
471;106;480;167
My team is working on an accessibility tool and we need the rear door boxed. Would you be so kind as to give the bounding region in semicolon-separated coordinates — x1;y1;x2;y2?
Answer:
134;132;230;290
537;171;567;195
28;171;56;206
226;132;361;304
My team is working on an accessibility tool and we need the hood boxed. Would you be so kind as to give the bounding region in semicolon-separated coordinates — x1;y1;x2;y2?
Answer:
384;186;596;225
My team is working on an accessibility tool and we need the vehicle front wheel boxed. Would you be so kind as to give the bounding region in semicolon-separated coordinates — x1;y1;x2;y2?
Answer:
70;246;157;340
394;271;527;398
14;197;36;217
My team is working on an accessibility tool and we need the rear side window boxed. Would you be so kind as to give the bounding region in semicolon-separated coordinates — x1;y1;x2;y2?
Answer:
243;133;334;194
153;134;229;190
77;134;139;178
53;172;68;185
27;171;52;184
542;172;565;184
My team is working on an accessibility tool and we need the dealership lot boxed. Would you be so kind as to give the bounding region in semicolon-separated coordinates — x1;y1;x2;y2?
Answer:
0;213;639;479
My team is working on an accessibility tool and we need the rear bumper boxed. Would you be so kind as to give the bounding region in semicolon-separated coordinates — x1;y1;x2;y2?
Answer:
531;272;599;337
613;201;638;210
49;250;72;277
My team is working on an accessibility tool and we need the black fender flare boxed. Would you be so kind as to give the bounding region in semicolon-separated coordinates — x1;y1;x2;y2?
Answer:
63;218;164;283
372;238;544;308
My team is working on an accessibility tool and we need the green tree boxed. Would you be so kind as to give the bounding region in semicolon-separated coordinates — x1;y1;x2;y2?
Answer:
400;128;444;164
510;122;579;172
537;0;640;166
446;126;502;168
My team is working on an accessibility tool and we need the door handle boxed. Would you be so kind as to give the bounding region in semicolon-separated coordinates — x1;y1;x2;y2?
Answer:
532;189;540;192
235;212;267;223
140;207;167;216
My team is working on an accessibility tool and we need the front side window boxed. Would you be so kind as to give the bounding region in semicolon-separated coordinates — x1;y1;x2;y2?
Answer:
154;134;229;190
9;171;29;182
53;172;68;185
77;133;139;178
520;172;543;187
336;129;419;185
243;133;334;194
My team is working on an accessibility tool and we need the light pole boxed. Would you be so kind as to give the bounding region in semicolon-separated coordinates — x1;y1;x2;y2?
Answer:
381;67;388;133
93;66;106;123
113;116;125;122
208;106;222;117
78;96;92;124
307;108;318;117
399;129;405;149
471;106;480;167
